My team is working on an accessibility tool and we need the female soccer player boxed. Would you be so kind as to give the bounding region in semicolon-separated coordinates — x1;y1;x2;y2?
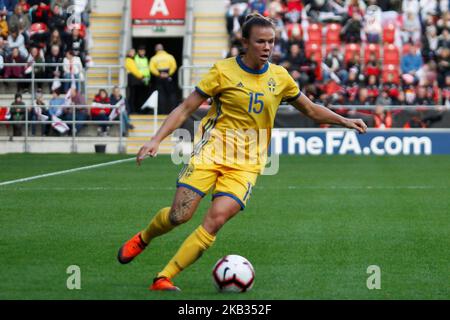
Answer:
117;13;367;291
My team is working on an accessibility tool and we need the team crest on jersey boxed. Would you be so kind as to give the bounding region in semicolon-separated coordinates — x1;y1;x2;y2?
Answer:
268;78;276;92
236;82;244;88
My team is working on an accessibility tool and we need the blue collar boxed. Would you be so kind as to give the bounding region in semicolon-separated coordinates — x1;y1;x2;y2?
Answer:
236;55;269;75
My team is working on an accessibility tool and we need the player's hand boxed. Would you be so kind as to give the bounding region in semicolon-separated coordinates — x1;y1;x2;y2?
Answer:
136;140;160;166
344;118;368;134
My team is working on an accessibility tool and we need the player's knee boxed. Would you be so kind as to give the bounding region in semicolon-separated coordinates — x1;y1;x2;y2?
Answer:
169;207;193;225
203;211;229;234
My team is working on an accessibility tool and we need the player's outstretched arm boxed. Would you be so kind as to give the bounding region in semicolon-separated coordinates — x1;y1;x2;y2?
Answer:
136;91;206;165
290;93;368;134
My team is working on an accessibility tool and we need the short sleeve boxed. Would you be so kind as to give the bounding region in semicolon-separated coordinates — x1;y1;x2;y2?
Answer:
195;63;222;98
281;69;302;102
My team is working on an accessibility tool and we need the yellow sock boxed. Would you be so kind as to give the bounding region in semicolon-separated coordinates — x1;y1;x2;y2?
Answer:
141;207;175;244
157;225;215;279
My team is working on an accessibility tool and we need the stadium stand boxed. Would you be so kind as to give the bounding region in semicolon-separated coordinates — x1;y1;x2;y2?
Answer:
1;0;450;155
223;0;450;129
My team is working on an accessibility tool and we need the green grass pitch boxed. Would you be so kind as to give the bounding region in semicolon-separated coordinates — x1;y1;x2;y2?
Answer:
0;153;449;300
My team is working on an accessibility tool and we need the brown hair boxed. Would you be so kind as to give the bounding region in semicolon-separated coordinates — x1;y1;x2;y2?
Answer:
241;13;275;39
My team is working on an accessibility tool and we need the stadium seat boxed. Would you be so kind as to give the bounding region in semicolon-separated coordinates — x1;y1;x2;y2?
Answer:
305;42;323;61
382;23;396;44
286;22;302;40
325;23;341;45
344;43;361;64
29;22;48;36
307;23;322;44
382;64;400;84
383;44;400;65
364;43;381;63
0;107;9;121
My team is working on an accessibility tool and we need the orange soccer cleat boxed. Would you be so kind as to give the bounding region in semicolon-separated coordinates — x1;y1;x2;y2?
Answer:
117;232;147;264
150;277;181;291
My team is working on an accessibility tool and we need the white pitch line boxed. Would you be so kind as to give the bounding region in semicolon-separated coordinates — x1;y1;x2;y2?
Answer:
0;157;136;187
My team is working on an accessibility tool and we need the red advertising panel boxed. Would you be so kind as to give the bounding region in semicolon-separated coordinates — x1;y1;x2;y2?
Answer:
132;0;186;25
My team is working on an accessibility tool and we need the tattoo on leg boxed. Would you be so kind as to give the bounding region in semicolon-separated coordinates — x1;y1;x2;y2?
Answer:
169;189;199;225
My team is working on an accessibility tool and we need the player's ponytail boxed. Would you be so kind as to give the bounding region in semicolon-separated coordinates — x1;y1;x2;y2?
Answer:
241;13;275;39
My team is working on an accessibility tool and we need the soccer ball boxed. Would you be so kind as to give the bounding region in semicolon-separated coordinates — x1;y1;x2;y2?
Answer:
212;254;255;293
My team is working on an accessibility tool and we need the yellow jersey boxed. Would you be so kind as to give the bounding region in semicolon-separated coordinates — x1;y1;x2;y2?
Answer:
192;56;301;173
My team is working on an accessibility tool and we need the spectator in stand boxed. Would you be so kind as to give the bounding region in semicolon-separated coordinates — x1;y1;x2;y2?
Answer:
149;43;178;114
48;89;65;122
416;85;434;105
45;44;64;92
345;69;360;102
373;105;392;128
248;0;266;15
285;0;302;23
0;7;8;39
341;12;363;43
436;47;450;87
29;0;51;24
404;83;417;105
401;45;423;81
63;49;83;92
436;11;450;35
402;0;420;16
17;0;30;13
364;54;380;87
91;88;111;136
286;22;304;49
349;87;374;121
272;29;288;61
375;90;392;107
282;43;305;72
363;2;382;43
48;4;67;34
366;74;380;104
7;4;30;36
47;29;65;56
267;0;286;17
324;46;348;83
24;46;45;90
383;72;401;103
346;52;362;77
227;5;245;45
282;43;309;86
0;0;17;15
437;28;450;49
109;86;133;137
66;27;86;66
62;87;88;135
346;0;365;19
401;11;421;44
7;27;27;58
31;88;51;136
10;92;25;136
441;74;450;106
306;51;319;84
4;47;26;92
124;48;143;114
422;25;439;62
